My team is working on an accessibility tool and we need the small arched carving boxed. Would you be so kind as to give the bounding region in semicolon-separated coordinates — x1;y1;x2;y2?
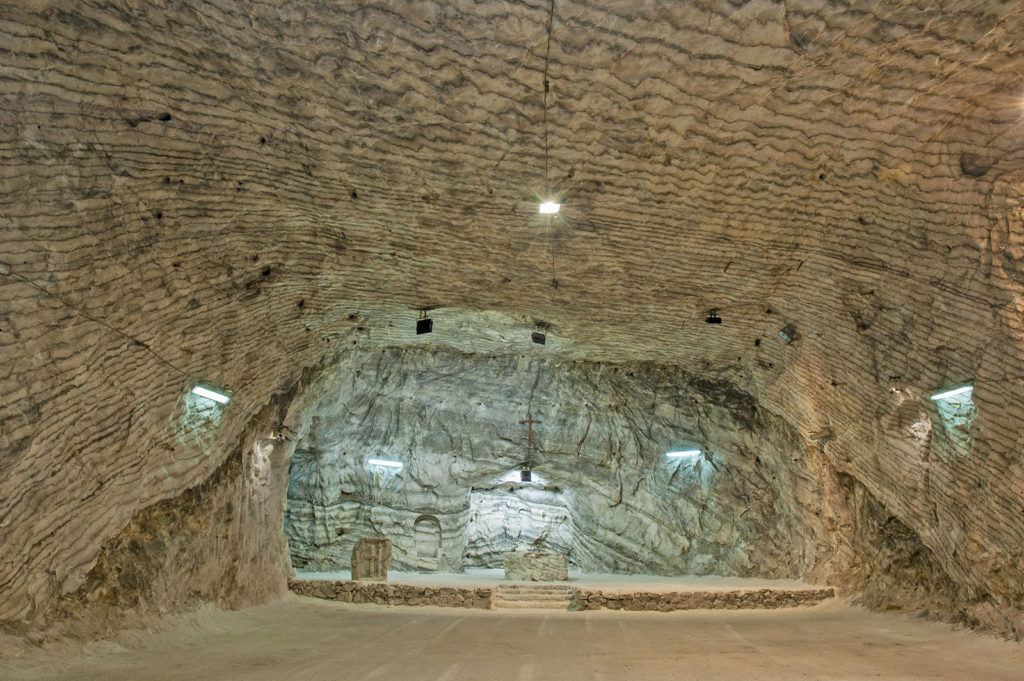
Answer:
414;514;442;560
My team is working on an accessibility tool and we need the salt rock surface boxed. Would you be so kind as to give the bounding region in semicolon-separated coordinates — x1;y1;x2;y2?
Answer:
284;349;824;578
0;0;1022;641
503;551;569;582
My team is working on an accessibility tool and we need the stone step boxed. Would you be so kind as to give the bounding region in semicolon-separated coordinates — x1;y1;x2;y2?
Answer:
493;584;576;610
495;587;573;595
496;584;574;593
493;599;573;610
494;592;574;601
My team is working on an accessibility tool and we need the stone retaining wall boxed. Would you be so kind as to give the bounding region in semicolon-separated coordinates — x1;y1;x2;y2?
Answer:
290;580;836;613
573;588;836;611
289;580;492;609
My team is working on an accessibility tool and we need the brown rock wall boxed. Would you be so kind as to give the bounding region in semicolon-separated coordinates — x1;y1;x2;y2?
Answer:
1;0;1022;638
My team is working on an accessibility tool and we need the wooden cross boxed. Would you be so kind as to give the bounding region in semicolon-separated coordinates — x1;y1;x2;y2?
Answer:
519;412;542;451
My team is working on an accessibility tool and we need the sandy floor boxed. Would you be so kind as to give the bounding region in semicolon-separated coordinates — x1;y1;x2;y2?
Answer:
2;596;1022;681
296;567;821;592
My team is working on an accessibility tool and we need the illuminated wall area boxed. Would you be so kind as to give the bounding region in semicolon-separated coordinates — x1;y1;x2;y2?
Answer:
285;348;833;578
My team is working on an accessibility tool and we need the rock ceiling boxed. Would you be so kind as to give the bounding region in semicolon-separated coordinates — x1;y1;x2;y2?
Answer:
1;0;1023;635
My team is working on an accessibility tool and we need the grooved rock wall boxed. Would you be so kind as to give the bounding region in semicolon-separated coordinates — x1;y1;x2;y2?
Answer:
1;0;1023;637
284;349;826;577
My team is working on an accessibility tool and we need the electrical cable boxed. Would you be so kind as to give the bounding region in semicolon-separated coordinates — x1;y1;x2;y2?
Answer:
541;0;559;288
9;270;189;378
5;268;288;433
542;0;555;198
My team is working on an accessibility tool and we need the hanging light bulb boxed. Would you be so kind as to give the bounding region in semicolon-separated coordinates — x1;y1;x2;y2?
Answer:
539;201;560;214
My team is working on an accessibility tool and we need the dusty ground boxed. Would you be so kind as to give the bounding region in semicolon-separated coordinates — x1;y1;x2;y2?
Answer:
2;596;1023;680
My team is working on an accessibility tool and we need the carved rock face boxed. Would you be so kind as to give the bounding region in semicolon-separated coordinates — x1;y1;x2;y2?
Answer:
351;538;393;581
284;348;826;578
503;551;569;582
1;0;1023;639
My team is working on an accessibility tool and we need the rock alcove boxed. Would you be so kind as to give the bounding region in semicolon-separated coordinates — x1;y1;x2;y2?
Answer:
284;347;820;577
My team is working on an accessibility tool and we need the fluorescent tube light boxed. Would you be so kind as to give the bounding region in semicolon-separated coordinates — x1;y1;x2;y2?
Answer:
666;450;701;458
367;458;403;469
929;385;973;401
191;385;230;404
539;201;560;214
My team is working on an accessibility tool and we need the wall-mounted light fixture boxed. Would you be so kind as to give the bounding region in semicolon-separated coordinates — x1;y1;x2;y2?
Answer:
416;309;433;335
531;322;549;345
930;384;972;401
705;309;722;324
367;458;403;469
539;201;560;215
190;384;230;404
666;449;701;459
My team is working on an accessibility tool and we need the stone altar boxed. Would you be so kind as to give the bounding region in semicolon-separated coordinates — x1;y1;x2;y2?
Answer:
352;537;392;581
503;550;568;581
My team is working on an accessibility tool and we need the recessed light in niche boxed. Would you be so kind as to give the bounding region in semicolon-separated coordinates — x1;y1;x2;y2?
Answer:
929;385;972;401
190;385;230;404
367;458;403;469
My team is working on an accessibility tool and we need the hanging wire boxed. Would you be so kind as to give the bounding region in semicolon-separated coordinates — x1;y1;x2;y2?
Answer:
541;0;559;288
10;270;189;378
542;0;556;197
7;268;287;433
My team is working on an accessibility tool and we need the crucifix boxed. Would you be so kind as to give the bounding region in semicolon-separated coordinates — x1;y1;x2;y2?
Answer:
519;412;542;451
518;412;541;481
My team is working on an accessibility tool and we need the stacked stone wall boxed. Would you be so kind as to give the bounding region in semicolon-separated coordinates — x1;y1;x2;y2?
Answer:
574;588;836;612
289;580;492;609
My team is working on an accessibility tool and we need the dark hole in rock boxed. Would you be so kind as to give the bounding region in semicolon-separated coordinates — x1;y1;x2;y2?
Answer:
959;153;993;177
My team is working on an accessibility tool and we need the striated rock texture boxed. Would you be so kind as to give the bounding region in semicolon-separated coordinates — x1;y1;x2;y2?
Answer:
284;349;828;578
503;552;569;582
1;0;1023;639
